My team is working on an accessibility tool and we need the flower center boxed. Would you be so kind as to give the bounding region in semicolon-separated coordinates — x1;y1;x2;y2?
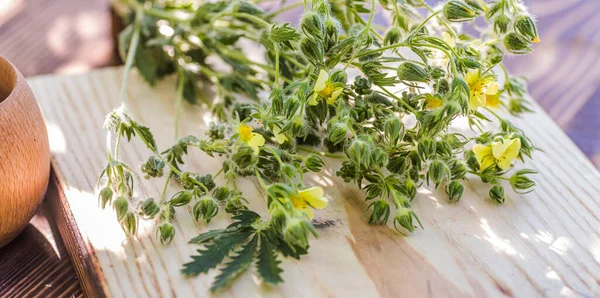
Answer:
239;125;253;142
319;83;335;97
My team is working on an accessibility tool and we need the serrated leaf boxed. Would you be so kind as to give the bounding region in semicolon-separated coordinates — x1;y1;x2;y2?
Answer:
189;229;228;244
210;235;258;292
269;23;301;43
182;230;253;276
130;120;157;152
227;210;261;230
256;233;283;284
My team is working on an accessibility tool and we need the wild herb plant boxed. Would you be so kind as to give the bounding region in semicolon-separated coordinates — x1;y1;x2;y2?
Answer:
100;0;539;291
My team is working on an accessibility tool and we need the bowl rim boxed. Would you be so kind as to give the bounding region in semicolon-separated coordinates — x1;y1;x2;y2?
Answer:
0;56;18;107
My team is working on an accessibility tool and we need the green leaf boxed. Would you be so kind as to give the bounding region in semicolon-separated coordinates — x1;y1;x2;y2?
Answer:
210;235;258;292
189;229;228;244
182;229;253;276
129;119;157;152
256;233;283;284
227;210;261;230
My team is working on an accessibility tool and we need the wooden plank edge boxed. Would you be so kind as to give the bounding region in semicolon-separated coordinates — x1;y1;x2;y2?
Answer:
45;164;109;298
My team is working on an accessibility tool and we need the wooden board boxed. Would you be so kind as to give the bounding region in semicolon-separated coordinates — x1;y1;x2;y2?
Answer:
28;67;600;298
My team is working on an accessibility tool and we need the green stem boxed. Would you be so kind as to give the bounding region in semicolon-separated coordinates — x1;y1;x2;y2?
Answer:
121;8;143;106
174;69;185;140
274;44;280;87
228;13;271;27
160;172;173;202
297;146;345;159
114;133;122;158
379;86;418;114
418;0;457;38
265;2;303;18
355;42;409;58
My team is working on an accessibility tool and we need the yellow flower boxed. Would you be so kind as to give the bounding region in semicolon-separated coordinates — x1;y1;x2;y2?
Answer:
485;92;501;109
272;126;288;144
472;137;521;170
424;94;444;109
238;124;265;153
309;70;344;106
289;186;329;220
466;70;499;110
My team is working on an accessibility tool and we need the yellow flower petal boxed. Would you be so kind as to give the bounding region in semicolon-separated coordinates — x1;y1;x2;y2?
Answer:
327;88;343;105
469;94;486;110
300;207;315;220
496;138;521;170
465;71;479;85
273;126;288;144
485;93;501;109
298;186;324;203
314;70;328;92
308;93;319;106
473;144;494;171
248;133;265;153
485;82;499;95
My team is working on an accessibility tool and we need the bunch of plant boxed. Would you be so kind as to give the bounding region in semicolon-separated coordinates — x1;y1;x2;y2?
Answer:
100;0;540;291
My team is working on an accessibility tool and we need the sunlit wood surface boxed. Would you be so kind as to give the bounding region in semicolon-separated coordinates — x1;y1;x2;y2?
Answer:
0;0;599;297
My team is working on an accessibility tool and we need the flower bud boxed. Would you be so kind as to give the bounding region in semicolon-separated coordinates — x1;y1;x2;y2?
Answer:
213;186;230;202
300;12;324;40
510;169;536;193
170;191;193;207
504;33;532;54
328;122;350;145
367;199;390;225
451;77;470;112
158;222;175;244
283;218;312;249
284;95;300;118
370;147;388;168
280;163;298;178
393;207;414;233
446;180;464;202
346;137;373;167
403;177;417;200
397;62;430;83
489;185;505;204
300;38;325;67
418;138;436;160
232;145;258;170
193;196;219;223
494;14;510;34
450;161;467;180
140;198;160;218
443;0;478;22
464;150;479;171
384;117;404;145
428;160;446;187
465;0;484;12
269;87;284;115
114;196;129;221
121;212;137;234
329;69;347;84
225;195;248;213
384;27;403;46
305;154;325;172
141;156;165;179
324;18;340;50
99;187;113;209
431;67;445;79
514;15;539;43
460;57;480;69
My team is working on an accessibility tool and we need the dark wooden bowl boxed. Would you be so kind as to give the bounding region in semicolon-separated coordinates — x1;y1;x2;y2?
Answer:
0;56;50;248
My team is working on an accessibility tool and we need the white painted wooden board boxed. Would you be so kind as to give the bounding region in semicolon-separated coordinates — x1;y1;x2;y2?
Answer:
28;67;600;298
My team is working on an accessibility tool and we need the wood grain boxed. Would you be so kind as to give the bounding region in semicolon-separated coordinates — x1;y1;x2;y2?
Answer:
0;57;51;248
27;66;600;297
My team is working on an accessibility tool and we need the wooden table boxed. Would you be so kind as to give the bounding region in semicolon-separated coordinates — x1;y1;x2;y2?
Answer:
1;0;599;297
